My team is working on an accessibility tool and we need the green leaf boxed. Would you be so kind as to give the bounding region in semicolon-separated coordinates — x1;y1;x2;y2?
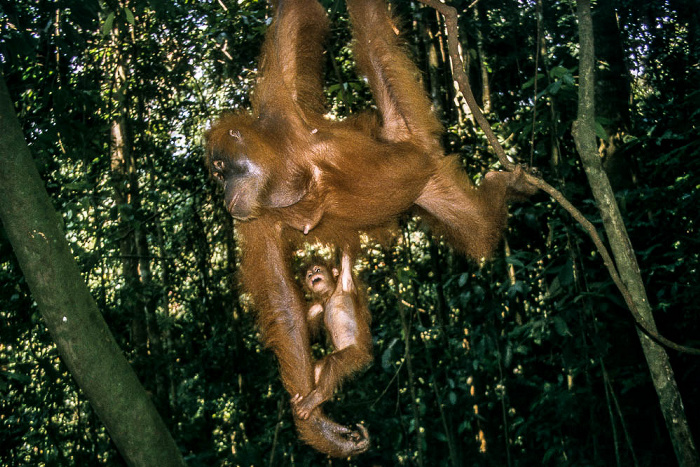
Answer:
449;391;457;405
521;73;546;89
595;121;608;141
124;7;135;25
548;80;562;95
458;272;468;287
552;316;571;337
381;338;398;371
505;256;524;267
102;12;115;36
549;66;570;78
1;370;32;385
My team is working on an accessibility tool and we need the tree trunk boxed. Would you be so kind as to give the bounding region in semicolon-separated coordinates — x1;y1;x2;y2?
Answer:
474;3;491;114
572;3;700;466
109;52;149;354
0;78;185;466
593;0;636;190
108;28;168;409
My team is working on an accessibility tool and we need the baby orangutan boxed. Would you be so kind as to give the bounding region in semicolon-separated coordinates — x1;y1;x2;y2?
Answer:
291;253;373;420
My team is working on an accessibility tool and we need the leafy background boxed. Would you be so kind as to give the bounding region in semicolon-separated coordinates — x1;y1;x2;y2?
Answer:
1;0;698;465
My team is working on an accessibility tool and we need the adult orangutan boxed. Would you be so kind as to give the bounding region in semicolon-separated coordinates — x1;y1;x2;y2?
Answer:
206;0;534;457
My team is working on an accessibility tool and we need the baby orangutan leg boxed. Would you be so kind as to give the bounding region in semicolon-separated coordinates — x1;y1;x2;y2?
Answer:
292;340;373;420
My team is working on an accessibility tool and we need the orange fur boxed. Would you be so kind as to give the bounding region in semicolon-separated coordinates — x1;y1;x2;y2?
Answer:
206;0;534;458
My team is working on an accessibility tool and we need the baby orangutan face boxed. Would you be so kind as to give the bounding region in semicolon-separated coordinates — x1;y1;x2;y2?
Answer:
305;264;338;299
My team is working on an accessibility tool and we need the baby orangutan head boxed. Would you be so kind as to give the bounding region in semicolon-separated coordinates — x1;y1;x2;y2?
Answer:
303;260;339;300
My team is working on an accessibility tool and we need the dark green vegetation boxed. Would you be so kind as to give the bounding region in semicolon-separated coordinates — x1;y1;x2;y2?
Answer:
1;0;698;465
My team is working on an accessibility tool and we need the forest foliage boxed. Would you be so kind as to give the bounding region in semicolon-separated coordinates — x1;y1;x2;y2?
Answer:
1;0;699;465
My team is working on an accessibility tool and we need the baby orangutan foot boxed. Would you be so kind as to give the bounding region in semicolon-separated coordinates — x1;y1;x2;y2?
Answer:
291;390;325;420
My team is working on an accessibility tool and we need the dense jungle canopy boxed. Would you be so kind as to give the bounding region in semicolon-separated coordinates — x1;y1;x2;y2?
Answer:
1;0;699;465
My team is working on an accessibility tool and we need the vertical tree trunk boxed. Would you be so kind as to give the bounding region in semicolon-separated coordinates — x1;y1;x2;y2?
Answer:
419;10;445;121
107;24;168;409
474;3;491;114
593;0;636;190
0;77;185;467
109;53;148;353
572;2;700;466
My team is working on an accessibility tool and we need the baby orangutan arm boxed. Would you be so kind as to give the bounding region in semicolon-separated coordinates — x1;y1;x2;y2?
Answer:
292;253;373;420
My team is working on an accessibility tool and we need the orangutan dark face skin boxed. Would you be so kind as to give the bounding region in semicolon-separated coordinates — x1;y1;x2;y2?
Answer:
206;0;535;458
